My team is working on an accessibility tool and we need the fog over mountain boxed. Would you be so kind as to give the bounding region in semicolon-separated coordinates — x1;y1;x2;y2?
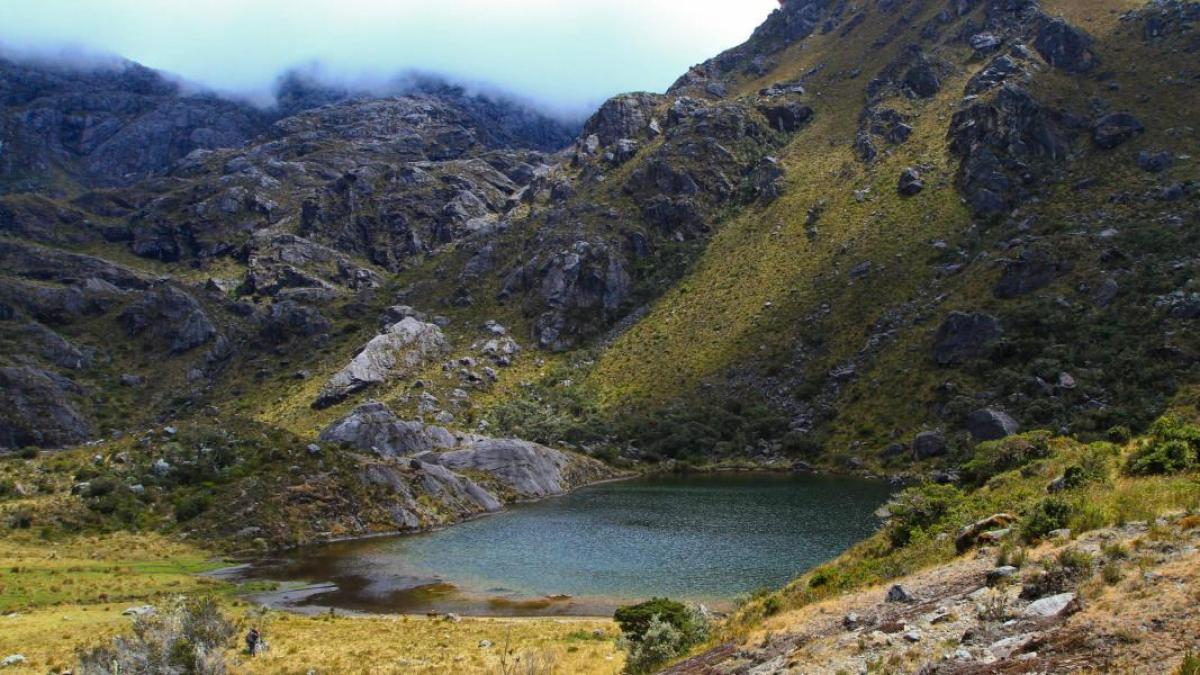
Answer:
0;0;779;114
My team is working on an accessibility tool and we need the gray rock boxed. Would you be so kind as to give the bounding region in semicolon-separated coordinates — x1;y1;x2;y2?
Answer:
0;655;27;668
0;366;91;450
932;312;1003;365
314;318;448;409
1093;112;1145;150
1022;592;1078;618
757;100;814;133
989;633;1036;659
1034;18;1097;73
886;585;915;603
121;605;156;617
118;287;216;353
320;402;457;457
994;248;1071;299
151;458;171;476
419;438;572;498
1137;150;1173;173
897;167;925;196
967;408;1020;441
987;566;1019;586
912;431;947;459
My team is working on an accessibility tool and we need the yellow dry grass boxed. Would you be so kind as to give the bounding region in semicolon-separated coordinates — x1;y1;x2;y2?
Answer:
0;533;623;674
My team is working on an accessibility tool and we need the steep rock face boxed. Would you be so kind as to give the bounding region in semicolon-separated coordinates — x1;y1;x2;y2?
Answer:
314;318;448;408
501;241;632;351
0;56;269;190
0;366;91;449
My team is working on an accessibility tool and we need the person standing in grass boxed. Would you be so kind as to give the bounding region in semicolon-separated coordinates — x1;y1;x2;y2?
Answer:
246;627;261;655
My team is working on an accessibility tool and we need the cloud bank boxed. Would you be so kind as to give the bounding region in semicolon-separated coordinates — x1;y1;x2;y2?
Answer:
0;0;779;114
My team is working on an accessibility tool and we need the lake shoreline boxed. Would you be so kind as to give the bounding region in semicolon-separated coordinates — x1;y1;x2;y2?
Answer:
229;472;892;619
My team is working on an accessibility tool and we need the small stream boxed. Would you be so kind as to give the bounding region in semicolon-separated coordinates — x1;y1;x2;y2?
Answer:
239;472;891;616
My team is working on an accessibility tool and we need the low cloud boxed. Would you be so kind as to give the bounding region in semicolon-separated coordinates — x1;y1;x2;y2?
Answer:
0;0;778;116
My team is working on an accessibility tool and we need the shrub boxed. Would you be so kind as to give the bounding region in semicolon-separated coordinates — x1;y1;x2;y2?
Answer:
0;479;15;498
619;615;686;674
1127;416;1200;476
614;599;709;674
1128;440;1197;475
1022;497;1074;541
8;508;33;529
961;433;1052;484
614;598;694;643
18;446;39;459
1021;549;1093;599
77;596;235;675
762;595;783;616
995;543;1027;569
173;494;211;523
886;484;963;547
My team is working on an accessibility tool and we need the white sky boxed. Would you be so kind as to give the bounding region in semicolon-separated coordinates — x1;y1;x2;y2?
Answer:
0;0;779;114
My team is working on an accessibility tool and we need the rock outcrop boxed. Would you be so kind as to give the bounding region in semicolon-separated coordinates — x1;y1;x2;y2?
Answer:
314;319;448;408
0;366;91;449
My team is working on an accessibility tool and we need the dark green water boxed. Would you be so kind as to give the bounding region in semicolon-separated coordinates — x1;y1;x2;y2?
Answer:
244;473;890;616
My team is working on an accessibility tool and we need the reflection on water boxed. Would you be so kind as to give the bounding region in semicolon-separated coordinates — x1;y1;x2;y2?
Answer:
242;472;891;616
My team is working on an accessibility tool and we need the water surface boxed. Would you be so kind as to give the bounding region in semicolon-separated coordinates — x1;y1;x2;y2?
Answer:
244;473;890;616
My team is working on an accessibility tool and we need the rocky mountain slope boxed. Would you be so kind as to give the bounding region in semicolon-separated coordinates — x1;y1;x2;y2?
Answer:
1;0;1199;543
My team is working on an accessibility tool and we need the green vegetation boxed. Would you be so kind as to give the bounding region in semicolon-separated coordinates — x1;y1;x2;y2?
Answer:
614;598;709;674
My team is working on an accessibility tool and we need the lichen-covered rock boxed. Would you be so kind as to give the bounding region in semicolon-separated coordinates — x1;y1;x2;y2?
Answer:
314;318;448;408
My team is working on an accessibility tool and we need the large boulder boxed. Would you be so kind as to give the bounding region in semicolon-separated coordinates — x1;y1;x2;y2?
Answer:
320;402;457;456
0;366;91;449
1034;18;1097;73
118;287;216;353
259;300;332;343
757;100;814;133
967;408;1020;441
912;431;948;459
1092;112;1145;150
314;318;448;408
993;248;1072;299
932;312;1003;365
